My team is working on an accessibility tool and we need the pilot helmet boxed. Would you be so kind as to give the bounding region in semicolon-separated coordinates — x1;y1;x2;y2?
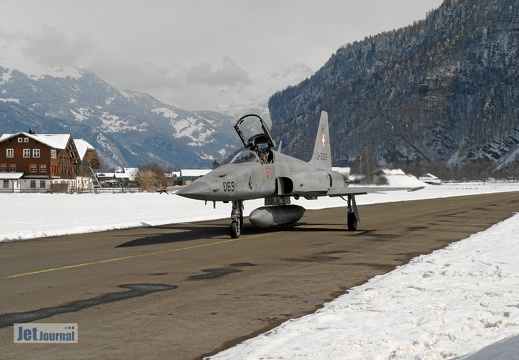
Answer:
257;143;268;152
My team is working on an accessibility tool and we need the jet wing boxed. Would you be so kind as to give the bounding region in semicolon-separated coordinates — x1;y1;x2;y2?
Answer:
327;185;425;197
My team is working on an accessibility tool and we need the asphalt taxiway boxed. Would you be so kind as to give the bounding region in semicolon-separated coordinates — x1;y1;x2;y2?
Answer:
1;192;518;359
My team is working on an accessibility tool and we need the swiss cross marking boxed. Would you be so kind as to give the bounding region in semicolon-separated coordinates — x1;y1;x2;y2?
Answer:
265;167;271;178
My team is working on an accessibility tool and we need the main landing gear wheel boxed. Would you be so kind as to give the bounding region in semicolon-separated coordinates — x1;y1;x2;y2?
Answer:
347;212;358;231
230;200;244;238
345;194;358;231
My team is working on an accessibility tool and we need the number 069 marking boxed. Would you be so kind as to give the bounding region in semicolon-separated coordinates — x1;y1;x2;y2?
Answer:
223;181;235;192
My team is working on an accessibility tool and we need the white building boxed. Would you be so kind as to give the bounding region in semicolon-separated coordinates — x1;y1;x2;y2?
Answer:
170;169;212;185
373;168;427;187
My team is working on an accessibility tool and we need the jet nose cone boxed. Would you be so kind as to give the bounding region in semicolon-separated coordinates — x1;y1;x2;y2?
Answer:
176;181;212;200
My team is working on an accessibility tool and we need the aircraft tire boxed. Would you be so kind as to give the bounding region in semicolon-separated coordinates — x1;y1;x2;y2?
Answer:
347;212;358;231
230;220;241;238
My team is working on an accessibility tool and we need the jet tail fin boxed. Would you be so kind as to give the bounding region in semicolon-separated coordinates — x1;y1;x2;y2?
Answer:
309;111;332;170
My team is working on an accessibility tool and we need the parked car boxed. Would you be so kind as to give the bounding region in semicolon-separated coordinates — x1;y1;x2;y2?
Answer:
100;179;124;187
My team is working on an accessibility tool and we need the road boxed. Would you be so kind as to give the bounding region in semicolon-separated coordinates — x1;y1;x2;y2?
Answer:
1;192;518;359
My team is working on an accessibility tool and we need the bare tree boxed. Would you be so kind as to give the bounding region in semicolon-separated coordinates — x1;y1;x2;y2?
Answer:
136;163;167;191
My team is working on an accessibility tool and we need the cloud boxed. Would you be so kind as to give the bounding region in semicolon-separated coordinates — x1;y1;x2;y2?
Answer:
22;26;94;67
184;56;251;87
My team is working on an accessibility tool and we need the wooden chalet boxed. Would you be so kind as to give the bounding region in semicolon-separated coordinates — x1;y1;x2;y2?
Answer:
0;131;99;192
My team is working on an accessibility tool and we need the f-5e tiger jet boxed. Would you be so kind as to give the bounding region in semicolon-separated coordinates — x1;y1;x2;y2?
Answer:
177;111;423;238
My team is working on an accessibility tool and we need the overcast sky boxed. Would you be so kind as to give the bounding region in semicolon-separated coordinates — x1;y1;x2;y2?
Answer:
0;0;443;111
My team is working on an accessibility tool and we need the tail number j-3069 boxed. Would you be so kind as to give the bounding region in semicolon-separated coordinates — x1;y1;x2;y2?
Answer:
223;181;235;192
316;152;328;161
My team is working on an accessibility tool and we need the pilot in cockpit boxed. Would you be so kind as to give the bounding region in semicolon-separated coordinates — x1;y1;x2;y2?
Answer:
257;143;270;164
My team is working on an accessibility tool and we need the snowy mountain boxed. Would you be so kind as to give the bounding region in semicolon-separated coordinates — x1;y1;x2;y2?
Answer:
0;66;239;169
217;64;314;125
0;61;314;170
269;0;519;179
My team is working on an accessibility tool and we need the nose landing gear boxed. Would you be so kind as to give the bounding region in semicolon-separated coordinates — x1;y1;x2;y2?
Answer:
230;200;244;238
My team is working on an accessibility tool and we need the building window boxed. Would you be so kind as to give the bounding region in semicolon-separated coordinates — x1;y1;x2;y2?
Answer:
23;149;31;158
30;164;37;173
18;137;23;143
24;138;29;143
0;164;6;172
6;149;14;158
30;180;36;188
9;164;16;172
3;180;8;188
51;149;57;158
40;180;46;189
40;164;47;173
33;149;41;158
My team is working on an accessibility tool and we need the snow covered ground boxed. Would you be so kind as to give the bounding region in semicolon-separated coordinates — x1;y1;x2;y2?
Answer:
1;181;519;359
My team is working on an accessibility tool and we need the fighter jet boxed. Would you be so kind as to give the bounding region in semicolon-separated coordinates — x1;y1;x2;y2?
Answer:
177;111;423;238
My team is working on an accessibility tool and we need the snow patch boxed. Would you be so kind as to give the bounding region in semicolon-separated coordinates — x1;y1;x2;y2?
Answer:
0;97;20;104
152;107;178;119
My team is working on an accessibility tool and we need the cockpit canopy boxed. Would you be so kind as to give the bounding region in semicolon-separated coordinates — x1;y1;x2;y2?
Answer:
234;114;276;150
